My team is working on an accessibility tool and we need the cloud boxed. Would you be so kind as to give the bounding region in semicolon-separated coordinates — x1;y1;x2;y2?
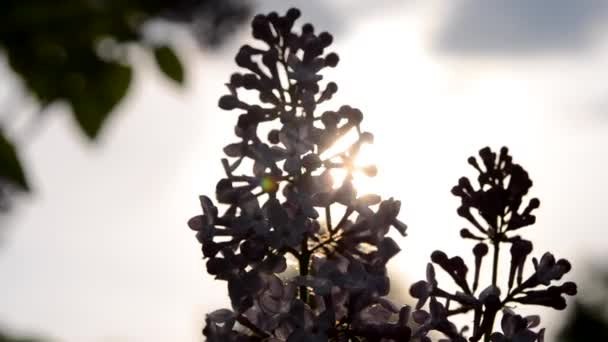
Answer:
436;0;608;56
254;1;343;33
253;0;408;36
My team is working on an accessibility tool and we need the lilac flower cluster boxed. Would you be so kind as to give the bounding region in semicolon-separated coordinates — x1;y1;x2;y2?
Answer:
188;8;577;342
188;8;409;341
409;147;577;341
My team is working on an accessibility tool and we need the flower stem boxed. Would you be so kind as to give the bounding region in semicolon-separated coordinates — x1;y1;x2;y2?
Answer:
236;314;270;338
491;240;499;287
299;238;310;303
484;239;501;342
326;205;333;233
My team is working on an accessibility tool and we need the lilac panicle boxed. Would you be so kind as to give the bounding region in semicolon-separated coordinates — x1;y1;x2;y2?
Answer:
188;8;409;341
409;147;577;341
188;8;577;342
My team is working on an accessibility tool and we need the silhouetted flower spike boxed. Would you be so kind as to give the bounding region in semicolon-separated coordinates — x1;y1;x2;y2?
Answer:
452;146;539;241
189;7;576;341
189;8;410;341
410;147;576;341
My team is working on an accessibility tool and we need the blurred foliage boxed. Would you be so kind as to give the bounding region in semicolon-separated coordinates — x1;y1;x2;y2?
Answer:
558;302;608;341
0;0;250;210
558;270;608;341
0;331;41;342
0;133;27;191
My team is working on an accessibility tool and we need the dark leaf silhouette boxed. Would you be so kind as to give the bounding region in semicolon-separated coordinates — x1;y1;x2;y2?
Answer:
154;46;185;85
558;302;608;341
557;268;608;341
0;131;28;191
69;62;132;139
0;330;42;342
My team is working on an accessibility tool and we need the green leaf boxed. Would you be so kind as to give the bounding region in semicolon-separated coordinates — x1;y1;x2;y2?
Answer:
0;131;28;190
69;62;132;139
154;46;185;84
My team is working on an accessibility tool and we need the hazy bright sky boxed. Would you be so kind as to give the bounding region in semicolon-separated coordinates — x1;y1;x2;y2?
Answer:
2;1;608;341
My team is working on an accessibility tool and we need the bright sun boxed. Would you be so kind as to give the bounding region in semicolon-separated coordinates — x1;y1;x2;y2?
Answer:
319;127;381;197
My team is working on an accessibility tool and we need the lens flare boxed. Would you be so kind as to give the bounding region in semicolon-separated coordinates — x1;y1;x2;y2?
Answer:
260;176;279;193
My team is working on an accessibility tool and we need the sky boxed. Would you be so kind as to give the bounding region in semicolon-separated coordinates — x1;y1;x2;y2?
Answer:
2;0;608;341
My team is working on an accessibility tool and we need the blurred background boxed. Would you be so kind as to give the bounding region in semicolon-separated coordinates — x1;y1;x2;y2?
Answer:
1;0;607;341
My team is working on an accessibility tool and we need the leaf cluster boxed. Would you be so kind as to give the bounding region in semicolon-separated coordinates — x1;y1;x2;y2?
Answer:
0;0;249;209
